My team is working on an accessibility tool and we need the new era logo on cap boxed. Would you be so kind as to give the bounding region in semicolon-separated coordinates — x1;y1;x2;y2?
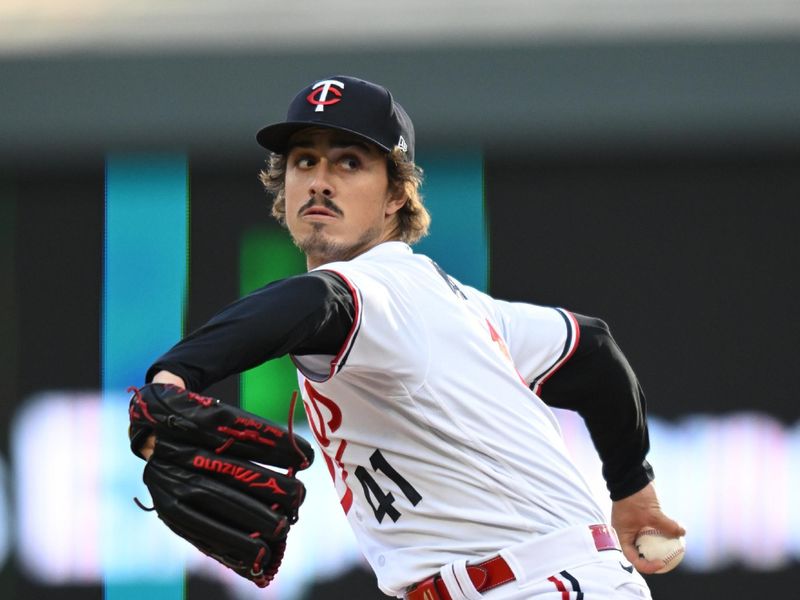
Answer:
256;75;416;161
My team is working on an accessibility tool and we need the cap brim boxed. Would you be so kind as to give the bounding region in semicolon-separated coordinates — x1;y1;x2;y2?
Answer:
256;121;392;155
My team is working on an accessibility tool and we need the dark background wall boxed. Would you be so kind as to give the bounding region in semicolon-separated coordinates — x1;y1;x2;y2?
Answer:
3;39;800;166
486;149;800;422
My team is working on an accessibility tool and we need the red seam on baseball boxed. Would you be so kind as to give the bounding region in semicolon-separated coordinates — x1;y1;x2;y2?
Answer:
662;547;685;564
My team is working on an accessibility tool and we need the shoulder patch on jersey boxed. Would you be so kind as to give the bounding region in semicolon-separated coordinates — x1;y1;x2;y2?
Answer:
429;259;467;300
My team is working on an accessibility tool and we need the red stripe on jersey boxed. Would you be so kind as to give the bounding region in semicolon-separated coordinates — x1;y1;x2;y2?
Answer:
334;440;352;513
322;451;335;479
303;379;353;513
340;482;354;513
319;269;362;380
487;318;529;387
547;575;570;600
533;309;581;396
335;439;348;463
321;450;353;513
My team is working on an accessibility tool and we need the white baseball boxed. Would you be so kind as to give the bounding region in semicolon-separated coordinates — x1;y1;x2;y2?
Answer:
634;529;686;573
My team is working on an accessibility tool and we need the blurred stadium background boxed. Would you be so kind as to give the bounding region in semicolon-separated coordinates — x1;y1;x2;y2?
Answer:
1;2;799;599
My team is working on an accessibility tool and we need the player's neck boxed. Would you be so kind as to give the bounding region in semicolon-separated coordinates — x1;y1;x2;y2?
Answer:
304;232;401;270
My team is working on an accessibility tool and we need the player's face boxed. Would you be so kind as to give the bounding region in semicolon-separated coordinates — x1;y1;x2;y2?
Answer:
284;128;405;269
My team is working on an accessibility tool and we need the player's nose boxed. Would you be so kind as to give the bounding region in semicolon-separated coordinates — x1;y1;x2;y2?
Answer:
308;163;335;198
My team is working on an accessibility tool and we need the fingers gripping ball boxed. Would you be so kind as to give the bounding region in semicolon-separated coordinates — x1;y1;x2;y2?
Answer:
635;529;686;574
128;383;314;587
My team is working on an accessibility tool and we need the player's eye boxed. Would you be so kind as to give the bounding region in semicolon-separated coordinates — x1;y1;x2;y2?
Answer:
340;156;360;171
294;155;316;169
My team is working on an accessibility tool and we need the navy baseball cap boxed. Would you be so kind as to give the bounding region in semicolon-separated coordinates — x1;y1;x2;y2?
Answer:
256;75;415;161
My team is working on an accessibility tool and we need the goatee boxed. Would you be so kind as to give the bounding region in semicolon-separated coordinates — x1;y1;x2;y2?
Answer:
293;223;383;266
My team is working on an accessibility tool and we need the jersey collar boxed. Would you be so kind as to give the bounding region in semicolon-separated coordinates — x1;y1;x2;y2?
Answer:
310;240;412;271
359;240;412;258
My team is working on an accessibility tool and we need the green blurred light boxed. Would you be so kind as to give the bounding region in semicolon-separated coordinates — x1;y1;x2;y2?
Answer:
239;227;306;422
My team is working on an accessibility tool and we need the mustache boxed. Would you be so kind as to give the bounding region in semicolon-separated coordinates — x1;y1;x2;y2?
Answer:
298;196;344;217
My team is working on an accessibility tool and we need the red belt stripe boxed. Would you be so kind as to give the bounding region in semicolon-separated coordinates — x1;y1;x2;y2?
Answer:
405;524;618;600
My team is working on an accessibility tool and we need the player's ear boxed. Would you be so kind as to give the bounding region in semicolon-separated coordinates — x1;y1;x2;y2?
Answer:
384;150;409;216
385;190;407;217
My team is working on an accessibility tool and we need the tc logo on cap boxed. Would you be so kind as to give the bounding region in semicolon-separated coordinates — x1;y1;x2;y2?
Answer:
306;79;344;112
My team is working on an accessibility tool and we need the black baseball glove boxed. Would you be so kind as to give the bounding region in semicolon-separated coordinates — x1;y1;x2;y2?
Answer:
128;383;314;587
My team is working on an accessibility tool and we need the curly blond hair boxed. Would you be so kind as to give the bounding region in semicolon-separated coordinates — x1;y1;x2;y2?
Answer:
259;147;430;244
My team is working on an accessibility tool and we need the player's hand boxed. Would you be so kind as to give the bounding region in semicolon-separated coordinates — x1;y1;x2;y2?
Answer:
611;482;685;574
137;370;185;461
140;434;156;461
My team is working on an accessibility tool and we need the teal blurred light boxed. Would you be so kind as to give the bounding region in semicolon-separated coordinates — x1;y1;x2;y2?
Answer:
103;155;188;600
415;150;487;291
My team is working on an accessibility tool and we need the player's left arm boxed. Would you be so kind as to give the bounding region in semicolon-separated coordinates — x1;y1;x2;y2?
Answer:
145;270;354;392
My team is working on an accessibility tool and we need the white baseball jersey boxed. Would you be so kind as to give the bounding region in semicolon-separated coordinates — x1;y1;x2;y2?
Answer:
292;241;607;597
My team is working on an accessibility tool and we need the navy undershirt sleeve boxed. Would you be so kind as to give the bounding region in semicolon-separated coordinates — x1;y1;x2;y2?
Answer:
536;313;655;500
145;270;354;392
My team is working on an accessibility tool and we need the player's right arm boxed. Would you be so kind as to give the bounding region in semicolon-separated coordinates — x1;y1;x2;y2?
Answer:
536;312;654;501
479;297;653;500
480;295;685;571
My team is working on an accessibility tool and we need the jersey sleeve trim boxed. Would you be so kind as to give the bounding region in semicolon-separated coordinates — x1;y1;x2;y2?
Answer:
292;269;363;383
530;308;580;396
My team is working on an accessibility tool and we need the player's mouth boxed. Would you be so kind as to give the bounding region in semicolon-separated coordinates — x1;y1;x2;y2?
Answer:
298;197;343;220
301;206;339;219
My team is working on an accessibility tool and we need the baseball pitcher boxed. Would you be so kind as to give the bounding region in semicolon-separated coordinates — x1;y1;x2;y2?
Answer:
129;75;684;599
